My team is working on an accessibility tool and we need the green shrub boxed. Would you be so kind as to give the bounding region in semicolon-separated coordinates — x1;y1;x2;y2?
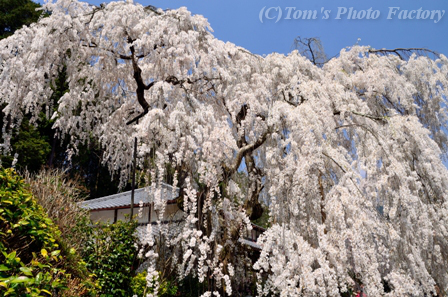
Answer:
81;219;139;297
0;167;95;296
130;270;148;297
131;271;178;297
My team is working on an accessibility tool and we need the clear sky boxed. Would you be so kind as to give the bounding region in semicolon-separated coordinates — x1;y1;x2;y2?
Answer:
151;0;448;58
38;0;448;58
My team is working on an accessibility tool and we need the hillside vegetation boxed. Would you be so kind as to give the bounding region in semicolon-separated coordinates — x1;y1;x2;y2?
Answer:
0;168;95;296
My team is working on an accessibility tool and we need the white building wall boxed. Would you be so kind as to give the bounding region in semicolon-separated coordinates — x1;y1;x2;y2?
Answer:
136;206;150;223
89;203;183;224
117;208;131;221
90;209;115;223
120;206;150;223
150;203;183;222
166;204;183;221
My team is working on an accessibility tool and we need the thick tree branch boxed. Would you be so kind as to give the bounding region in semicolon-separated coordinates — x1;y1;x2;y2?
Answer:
126;74;200;125
226;132;268;176
129;44;150;112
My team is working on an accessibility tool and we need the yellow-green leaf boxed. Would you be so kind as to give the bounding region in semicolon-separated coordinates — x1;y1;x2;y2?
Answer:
19;266;33;276
41;289;52;295
10;276;30;283
5;287;14;295
41;249;48;257
50;250;60;257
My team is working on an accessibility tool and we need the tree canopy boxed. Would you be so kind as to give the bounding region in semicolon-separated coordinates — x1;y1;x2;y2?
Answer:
0;0;41;39
0;0;51;172
1;0;448;296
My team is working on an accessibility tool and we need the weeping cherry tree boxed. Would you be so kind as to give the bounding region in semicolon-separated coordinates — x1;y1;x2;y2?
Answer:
1;0;448;296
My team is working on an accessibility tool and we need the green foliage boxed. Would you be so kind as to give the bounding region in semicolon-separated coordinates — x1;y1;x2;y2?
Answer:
0;167;67;295
23;168;100;295
131;271;178;297
1;118;51;172
81;219;139;297
130;270;147;297
0;0;41;39
0;249;67;296
0;167;95;296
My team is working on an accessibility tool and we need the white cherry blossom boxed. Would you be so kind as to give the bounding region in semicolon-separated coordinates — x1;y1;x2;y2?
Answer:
1;1;448;295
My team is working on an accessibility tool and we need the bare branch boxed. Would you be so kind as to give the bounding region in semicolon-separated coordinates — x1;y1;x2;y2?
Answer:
351;111;388;123
292;36;327;67
369;48;440;60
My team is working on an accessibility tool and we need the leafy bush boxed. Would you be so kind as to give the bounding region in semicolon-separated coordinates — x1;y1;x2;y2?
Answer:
81;219;139;297
131;271;178;297
0;167;95;296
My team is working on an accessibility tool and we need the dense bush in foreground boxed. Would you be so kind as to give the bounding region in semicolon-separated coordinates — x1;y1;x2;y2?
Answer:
81;219;139;297
0;168;95;296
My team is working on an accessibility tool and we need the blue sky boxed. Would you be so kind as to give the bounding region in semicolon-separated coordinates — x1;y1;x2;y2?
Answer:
38;0;448;58
149;0;448;58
